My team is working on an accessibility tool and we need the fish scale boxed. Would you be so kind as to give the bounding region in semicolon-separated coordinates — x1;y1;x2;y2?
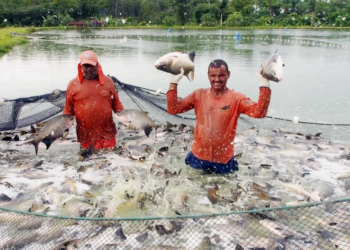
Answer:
261;51;284;82
155;51;195;81
23;114;74;155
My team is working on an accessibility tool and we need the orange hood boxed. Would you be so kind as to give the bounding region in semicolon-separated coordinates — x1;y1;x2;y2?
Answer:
77;62;105;85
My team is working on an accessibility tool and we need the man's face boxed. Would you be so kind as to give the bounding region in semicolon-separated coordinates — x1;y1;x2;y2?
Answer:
208;65;230;92
81;64;98;80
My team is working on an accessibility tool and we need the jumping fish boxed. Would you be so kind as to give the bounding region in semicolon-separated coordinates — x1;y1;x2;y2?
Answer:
277;180;322;202
334;172;350;180
261;50;284;82
258;219;304;238
155;51;195;81
24;114;74;155
194;236;212;250
115;109;156;137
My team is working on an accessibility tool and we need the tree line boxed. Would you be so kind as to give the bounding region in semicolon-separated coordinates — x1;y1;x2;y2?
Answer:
1;0;350;28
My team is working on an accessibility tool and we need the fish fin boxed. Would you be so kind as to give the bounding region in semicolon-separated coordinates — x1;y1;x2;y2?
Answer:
22;138;34;145
144;126;153;137
155;124;162;130
30;125;37;133
81;143;94;159
33;141;40;155
42;138;54;150
188;51;195;62
184;72;191;82
22;138;40;155
191;71;194;81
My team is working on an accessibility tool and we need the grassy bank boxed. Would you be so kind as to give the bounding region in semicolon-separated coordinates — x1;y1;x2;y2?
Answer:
1;25;348;57
46;24;350;31
0;27;36;56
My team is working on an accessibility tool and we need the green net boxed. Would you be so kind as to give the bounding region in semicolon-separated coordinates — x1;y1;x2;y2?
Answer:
1;77;350;249
1;198;350;249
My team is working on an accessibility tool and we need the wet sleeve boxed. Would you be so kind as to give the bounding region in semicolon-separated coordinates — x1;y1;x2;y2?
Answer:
111;88;124;113
238;87;271;118
166;90;195;115
62;86;75;116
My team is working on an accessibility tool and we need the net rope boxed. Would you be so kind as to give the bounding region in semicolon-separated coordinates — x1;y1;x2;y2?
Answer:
1;198;350;249
1;76;349;135
1;76;350;249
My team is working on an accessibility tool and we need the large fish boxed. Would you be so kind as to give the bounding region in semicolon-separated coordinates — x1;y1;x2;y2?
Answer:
24;114;74;155
277;180;322;202
261;51;284;82
115;109;156;137
155;51;195;81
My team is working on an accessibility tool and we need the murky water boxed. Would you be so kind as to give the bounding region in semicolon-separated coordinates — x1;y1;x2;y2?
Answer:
1;29;350;249
1;28;350;124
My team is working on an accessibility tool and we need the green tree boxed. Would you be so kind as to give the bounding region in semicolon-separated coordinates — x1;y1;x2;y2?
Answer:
193;3;220;25
226;11;243;26
51;0;78;15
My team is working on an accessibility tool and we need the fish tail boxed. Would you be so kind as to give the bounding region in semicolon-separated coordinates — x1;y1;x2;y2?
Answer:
33;141;40;155
43;141;53;150
21;138;40;155
144;126;153;137
184;72;191;82
188;51;195;62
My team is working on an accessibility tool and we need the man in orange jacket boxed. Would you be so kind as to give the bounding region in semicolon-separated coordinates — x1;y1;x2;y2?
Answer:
167;59;271;174
63;50;124;151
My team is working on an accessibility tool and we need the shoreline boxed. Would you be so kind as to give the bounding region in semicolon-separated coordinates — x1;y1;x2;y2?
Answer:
1;25;350;57
0;27;33;56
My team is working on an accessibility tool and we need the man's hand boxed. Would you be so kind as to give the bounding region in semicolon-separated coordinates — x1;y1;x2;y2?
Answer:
258;67;270;88
170;67;185;84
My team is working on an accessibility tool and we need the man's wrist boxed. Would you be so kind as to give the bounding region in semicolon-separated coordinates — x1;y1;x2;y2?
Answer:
259;80;270;88
169;83;178;90
259;84;270;88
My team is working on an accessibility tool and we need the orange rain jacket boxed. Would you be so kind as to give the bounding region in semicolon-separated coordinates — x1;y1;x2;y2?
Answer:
63;75;124;145
167;87;271;164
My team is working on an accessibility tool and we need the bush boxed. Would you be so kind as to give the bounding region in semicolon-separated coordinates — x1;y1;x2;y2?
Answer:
43;14;73;27
226;12;243;26
282;13;300;26
299;15;312;26
201;13;218;27
257;16;272;26
60;14;74;26
126;17;134;23
163;16;176;27
43;15;59;27
20;17;32;26
26;27;37;33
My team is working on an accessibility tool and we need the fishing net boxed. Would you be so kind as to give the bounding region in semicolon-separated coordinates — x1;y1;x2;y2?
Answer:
1;75;349;143
1;76;350;249
0;91;66;131
1;198;350;249
112;76;350;144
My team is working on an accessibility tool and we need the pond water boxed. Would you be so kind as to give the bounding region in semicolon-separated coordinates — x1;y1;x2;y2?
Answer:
1;28;350;124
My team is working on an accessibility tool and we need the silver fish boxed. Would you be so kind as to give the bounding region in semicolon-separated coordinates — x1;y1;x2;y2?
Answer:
115;109;156;137
155;51;195;81
261;51;284;82
24;114;74;155
194;236;212;250
277;180;322;202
